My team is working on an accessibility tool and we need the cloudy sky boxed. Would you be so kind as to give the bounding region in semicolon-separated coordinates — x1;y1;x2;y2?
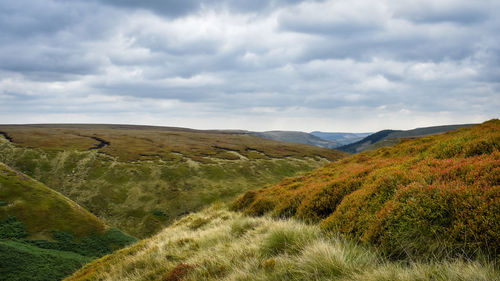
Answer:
0;0;498;132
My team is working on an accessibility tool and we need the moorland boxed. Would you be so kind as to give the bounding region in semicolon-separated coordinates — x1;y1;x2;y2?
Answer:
0;121;498;281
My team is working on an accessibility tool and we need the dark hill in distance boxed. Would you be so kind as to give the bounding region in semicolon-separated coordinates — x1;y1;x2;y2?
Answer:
0;124;346;237
310;131;372;146
338;123;475;153
253;131;339;148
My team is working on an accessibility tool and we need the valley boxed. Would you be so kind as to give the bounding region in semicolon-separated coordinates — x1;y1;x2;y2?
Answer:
0;124;345;237
0;121;498;281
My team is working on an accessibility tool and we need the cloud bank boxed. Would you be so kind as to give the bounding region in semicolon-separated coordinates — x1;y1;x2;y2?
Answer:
0;0;498;131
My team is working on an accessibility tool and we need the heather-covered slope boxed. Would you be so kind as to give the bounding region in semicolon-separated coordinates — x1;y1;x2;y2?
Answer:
233;120;500;259
0;162;136;281
65;207;498;281
0;124;346;237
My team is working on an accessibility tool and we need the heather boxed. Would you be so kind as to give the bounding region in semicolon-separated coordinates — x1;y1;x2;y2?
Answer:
232;120;500;260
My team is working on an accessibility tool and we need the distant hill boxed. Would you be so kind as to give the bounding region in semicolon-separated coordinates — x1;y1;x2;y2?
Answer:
233;120;500;259
0;124;346;237
310;131;372;146
338;124;475;153
253;131;339;148
0;162;136;281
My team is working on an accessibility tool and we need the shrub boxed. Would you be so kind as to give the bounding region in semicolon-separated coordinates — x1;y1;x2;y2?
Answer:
230;190;257;211
153;209;167;217
0;216;28;239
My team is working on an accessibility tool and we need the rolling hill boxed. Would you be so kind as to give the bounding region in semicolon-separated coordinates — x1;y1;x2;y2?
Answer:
0;124;346;237
310;131;372;146
232;120;499;259
0;162;136;281
64;206;498;281
253;131;339;148
337;124;475;153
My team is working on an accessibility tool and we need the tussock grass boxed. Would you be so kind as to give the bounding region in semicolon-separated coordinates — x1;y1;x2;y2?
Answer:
65;207;499;281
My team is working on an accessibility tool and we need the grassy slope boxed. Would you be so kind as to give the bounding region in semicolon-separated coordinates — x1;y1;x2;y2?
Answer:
0;162;137;281
338;124;475;153
65;207;498;281
0;162;105;238
233;120;500;259
0;124;346;237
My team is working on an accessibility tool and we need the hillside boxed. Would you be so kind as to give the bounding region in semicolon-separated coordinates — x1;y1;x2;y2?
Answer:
0;162;105;239
338;124;475;153
310;131;372;146
65;206;498;281
0;162;136;281
233;120;500;259
254;131;339;148
0;124;346;237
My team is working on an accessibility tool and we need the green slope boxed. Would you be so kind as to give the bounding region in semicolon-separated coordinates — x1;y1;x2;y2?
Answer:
0;162;105;238
0;240;90;281
65;207;498;281
0;163;137;281
0;124;346;237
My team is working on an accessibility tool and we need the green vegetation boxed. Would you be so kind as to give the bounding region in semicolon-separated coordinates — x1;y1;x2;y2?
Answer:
0;162;106;238
65;207;499;281
0;124;345;237
233;120;500;260
0;164;137;280
0;240;90;281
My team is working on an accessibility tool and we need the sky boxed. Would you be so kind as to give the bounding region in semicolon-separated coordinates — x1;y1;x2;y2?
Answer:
0;0;499;132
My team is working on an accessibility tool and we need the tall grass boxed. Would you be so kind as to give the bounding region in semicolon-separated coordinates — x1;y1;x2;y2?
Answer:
65;207;499;281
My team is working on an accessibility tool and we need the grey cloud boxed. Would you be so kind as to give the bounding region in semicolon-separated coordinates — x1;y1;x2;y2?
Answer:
0;0;498;131
393;2;490;24
98;0;200;17
99;0;312;17
0;0;121;81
